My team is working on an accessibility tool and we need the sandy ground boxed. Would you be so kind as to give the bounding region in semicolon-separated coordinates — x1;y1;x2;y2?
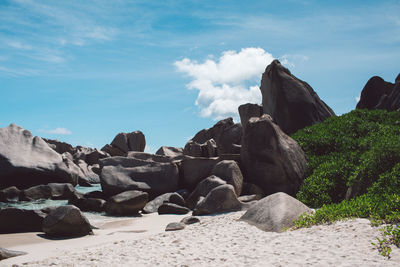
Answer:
1;211;400;266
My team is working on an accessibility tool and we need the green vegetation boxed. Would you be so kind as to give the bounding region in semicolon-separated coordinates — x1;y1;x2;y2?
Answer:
292;109;400;207
290;109;400;257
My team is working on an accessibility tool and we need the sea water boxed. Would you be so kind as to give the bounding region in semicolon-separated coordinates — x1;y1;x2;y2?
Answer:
0;184;130;227
0;184;102;210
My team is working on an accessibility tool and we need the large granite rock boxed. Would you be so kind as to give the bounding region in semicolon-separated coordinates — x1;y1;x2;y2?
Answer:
241;115;307;196
0;186;21;202
126;151;172;163
0;248;27;260
193;184;244;216
217;123;242;155
211;160;243;196
73;146;109;166
44;138;75;155
69;197;106;212
240;192;311;232
42;205;92;237
238;103;263;127
75;159;100;184
184;118;235;157
143;192;186;214
0;124;80;189
181;156;219;190
155;146;184;160
21;183;76;201
101;131;146;156
260;60;335;134
186;175;227;210
104;190;148;216
100;157;179;197
0;208;46;233
158;203;190;215
356;74;400;111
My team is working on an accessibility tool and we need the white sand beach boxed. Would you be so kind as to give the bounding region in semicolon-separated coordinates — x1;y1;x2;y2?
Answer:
1;211;399;267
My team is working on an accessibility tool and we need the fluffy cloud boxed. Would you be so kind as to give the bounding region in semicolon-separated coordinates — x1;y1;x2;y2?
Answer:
175;47;274;120
39;127;72;135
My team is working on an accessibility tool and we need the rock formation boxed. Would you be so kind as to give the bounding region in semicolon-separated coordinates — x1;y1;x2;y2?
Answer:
356;74;400;111
104;190;148;216
101;131;146;156
193;184;244;216
184;118;242;157
260;60;335;134
0;208;46;233
238;103;263;127
0;124;80;189
240;192;312;232
241;114;307;196
42;205;93;237
99;156;179;197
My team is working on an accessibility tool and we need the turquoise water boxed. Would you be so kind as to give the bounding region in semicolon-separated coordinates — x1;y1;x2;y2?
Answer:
0;184;102;210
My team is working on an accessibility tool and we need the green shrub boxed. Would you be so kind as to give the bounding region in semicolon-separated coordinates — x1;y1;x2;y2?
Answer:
292;109;400;208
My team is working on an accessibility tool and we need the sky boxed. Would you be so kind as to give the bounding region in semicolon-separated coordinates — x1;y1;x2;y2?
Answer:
1;0;399;152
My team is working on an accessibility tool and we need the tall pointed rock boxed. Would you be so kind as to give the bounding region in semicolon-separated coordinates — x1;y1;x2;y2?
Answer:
260;60;335;134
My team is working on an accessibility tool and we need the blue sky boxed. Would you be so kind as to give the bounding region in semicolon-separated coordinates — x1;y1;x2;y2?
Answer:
1;0;399;152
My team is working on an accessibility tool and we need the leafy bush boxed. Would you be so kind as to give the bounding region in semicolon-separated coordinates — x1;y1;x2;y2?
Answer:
291;109;400;208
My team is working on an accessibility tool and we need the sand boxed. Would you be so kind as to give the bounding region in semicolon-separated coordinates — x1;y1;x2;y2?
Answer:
1;211;399;266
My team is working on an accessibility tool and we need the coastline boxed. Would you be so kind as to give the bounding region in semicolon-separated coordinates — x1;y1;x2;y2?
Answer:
1;211;399;266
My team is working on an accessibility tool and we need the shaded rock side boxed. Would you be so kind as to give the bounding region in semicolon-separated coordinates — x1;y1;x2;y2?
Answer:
184;118;235;157
186;175;227;210
241;114;307;196
42;205;93;237
104;190;148;216
158;203;190;215
356;74;400;111
238;103;263;127
21;183;76;201
211;160;243;196
100;156;179;197
0;124;80;189
193;184;244;216
0;208;46;233
260;60;335;134
155;146;184;160
101;131;146;156
143;192;186;214
240;192;311;232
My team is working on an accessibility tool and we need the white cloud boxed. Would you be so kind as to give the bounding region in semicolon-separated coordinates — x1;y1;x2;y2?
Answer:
8;41;32;50
279;54;309;68
355;95;361;102
175;47;274;120
39;127;72;135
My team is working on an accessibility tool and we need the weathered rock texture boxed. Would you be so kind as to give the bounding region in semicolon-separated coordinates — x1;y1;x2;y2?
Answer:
260;60;334;134
42;205;92;237
100;157;179;197
193;184;244;216
184;118;241;157
240;192;311;232
155;146;184;160
241;115;307;196
0;124;80;189
238;103;263;127
356;74;400;111
0;208;46;233
104;190;148;216
101;131;146;156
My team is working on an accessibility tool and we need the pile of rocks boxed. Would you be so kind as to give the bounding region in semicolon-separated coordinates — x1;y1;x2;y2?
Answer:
0;60;337;242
